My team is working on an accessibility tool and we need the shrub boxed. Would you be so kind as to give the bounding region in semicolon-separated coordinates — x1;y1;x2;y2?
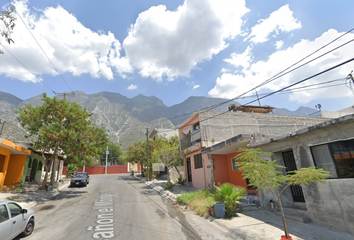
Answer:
177;190;215;217
177;176;185;185
67;163;78;177
165;181;175;189
214;183;245;217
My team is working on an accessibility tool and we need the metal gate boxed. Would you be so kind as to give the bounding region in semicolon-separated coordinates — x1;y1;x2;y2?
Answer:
282;151;305;202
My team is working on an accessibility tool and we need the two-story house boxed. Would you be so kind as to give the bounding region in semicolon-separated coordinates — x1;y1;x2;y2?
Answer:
178;106;328;190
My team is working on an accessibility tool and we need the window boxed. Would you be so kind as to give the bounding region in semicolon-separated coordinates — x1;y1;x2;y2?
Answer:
0;205;9;223
246;178;257;190
38;162;43;170
194;154;203;169
231;157;239;171
8;203;22;218
311;139;354;178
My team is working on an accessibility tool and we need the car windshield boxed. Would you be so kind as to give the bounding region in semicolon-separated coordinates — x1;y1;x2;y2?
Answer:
75;173;86;177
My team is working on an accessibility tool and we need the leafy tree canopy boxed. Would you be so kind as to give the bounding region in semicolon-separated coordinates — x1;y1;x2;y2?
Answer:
99;142;125;165
0;6;16;54
14;93;108;188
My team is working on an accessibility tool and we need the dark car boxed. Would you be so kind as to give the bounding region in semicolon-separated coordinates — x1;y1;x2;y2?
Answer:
70;172;90;187
0;200;35;240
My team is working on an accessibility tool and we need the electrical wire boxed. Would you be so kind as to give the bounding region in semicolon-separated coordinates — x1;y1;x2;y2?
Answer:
189;28;354;113
8;0;74;94
0;42;55;93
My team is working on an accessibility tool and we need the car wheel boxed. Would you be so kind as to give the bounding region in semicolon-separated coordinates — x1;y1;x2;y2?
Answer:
21;218;35;237
84;182;87;187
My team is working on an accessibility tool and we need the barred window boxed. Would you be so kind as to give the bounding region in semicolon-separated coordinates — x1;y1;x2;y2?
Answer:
194;154;203;169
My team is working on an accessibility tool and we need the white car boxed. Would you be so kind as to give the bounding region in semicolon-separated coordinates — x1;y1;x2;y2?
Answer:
0;200;35;240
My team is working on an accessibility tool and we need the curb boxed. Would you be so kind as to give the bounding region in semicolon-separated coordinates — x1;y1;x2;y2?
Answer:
18;183;70;209
145;181;177;202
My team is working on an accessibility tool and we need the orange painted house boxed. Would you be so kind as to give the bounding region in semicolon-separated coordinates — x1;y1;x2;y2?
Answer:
0;138;31;191
202;134;257;195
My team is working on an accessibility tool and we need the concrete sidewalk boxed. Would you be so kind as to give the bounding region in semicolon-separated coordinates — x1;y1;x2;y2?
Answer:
143;177;354;240
0;181;70;209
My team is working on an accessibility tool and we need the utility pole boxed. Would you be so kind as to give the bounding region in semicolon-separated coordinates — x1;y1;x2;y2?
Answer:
55;91;75;100
146;128;149;181
0;119;5;137
348;71;354;84
105;145;109;174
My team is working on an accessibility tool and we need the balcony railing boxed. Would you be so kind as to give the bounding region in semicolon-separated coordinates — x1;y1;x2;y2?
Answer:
191;129;201;144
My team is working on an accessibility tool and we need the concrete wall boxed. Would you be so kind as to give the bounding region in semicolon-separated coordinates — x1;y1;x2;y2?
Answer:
199;111;328;148
253;117;354;234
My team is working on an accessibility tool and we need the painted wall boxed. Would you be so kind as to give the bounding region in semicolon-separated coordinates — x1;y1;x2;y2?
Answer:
212;153;258;195
0;147;10;186
183;150;211;189
5;155;26;185
213;155;229;184
62;165;130;175
254;117;354;234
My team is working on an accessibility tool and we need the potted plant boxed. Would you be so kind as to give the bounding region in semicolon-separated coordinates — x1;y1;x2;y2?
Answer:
236;148;330;240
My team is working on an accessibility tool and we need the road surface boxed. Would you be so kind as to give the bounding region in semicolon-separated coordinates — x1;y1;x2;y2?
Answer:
16;174;235;240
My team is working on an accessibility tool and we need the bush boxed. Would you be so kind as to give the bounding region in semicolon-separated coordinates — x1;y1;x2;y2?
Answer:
165;181;175;189
214;183;245;217
177;190;215;217
177;176;185;185
67;163;78;177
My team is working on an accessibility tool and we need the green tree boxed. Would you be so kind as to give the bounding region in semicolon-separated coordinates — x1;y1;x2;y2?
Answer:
151;135;183;181
100;142;124;165
14;93;108;189
126;139;161;179
236;148;330;239
0;6;16;54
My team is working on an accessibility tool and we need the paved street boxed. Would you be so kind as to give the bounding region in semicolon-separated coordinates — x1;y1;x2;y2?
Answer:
14;174;234;240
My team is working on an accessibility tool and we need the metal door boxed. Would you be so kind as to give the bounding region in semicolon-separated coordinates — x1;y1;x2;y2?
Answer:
282;151;305;202
186;157;192;182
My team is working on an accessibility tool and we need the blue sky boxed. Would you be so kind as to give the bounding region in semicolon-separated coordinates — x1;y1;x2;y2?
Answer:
1;0;354;112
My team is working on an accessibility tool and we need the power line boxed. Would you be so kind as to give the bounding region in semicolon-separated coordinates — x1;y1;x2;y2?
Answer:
166;57;354;129
191;27;354;113
8;0;74;94
0;42;55;93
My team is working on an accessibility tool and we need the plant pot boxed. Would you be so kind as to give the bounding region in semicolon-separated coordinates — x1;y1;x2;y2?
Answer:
281;235;293;240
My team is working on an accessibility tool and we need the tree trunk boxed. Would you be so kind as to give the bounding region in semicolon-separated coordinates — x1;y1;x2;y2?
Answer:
41;157;55;190
174;165;181;178
278;199;290;238
167;167;171;182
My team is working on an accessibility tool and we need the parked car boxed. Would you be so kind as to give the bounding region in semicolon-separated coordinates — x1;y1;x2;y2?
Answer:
70;172;90;187
0;200;35;240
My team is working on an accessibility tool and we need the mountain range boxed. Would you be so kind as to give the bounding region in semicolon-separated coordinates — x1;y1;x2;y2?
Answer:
0;91;319;149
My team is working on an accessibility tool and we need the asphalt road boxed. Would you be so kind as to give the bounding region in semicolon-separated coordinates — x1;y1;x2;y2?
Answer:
15;174;235;240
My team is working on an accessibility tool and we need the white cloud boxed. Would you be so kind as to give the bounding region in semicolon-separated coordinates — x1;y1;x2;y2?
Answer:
224;46;252;69
123;0;249;80
275;40;284;50
193;84;200;89
209;29;354;104
0;0;132;83
246;5;301;44
127;84;137;90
